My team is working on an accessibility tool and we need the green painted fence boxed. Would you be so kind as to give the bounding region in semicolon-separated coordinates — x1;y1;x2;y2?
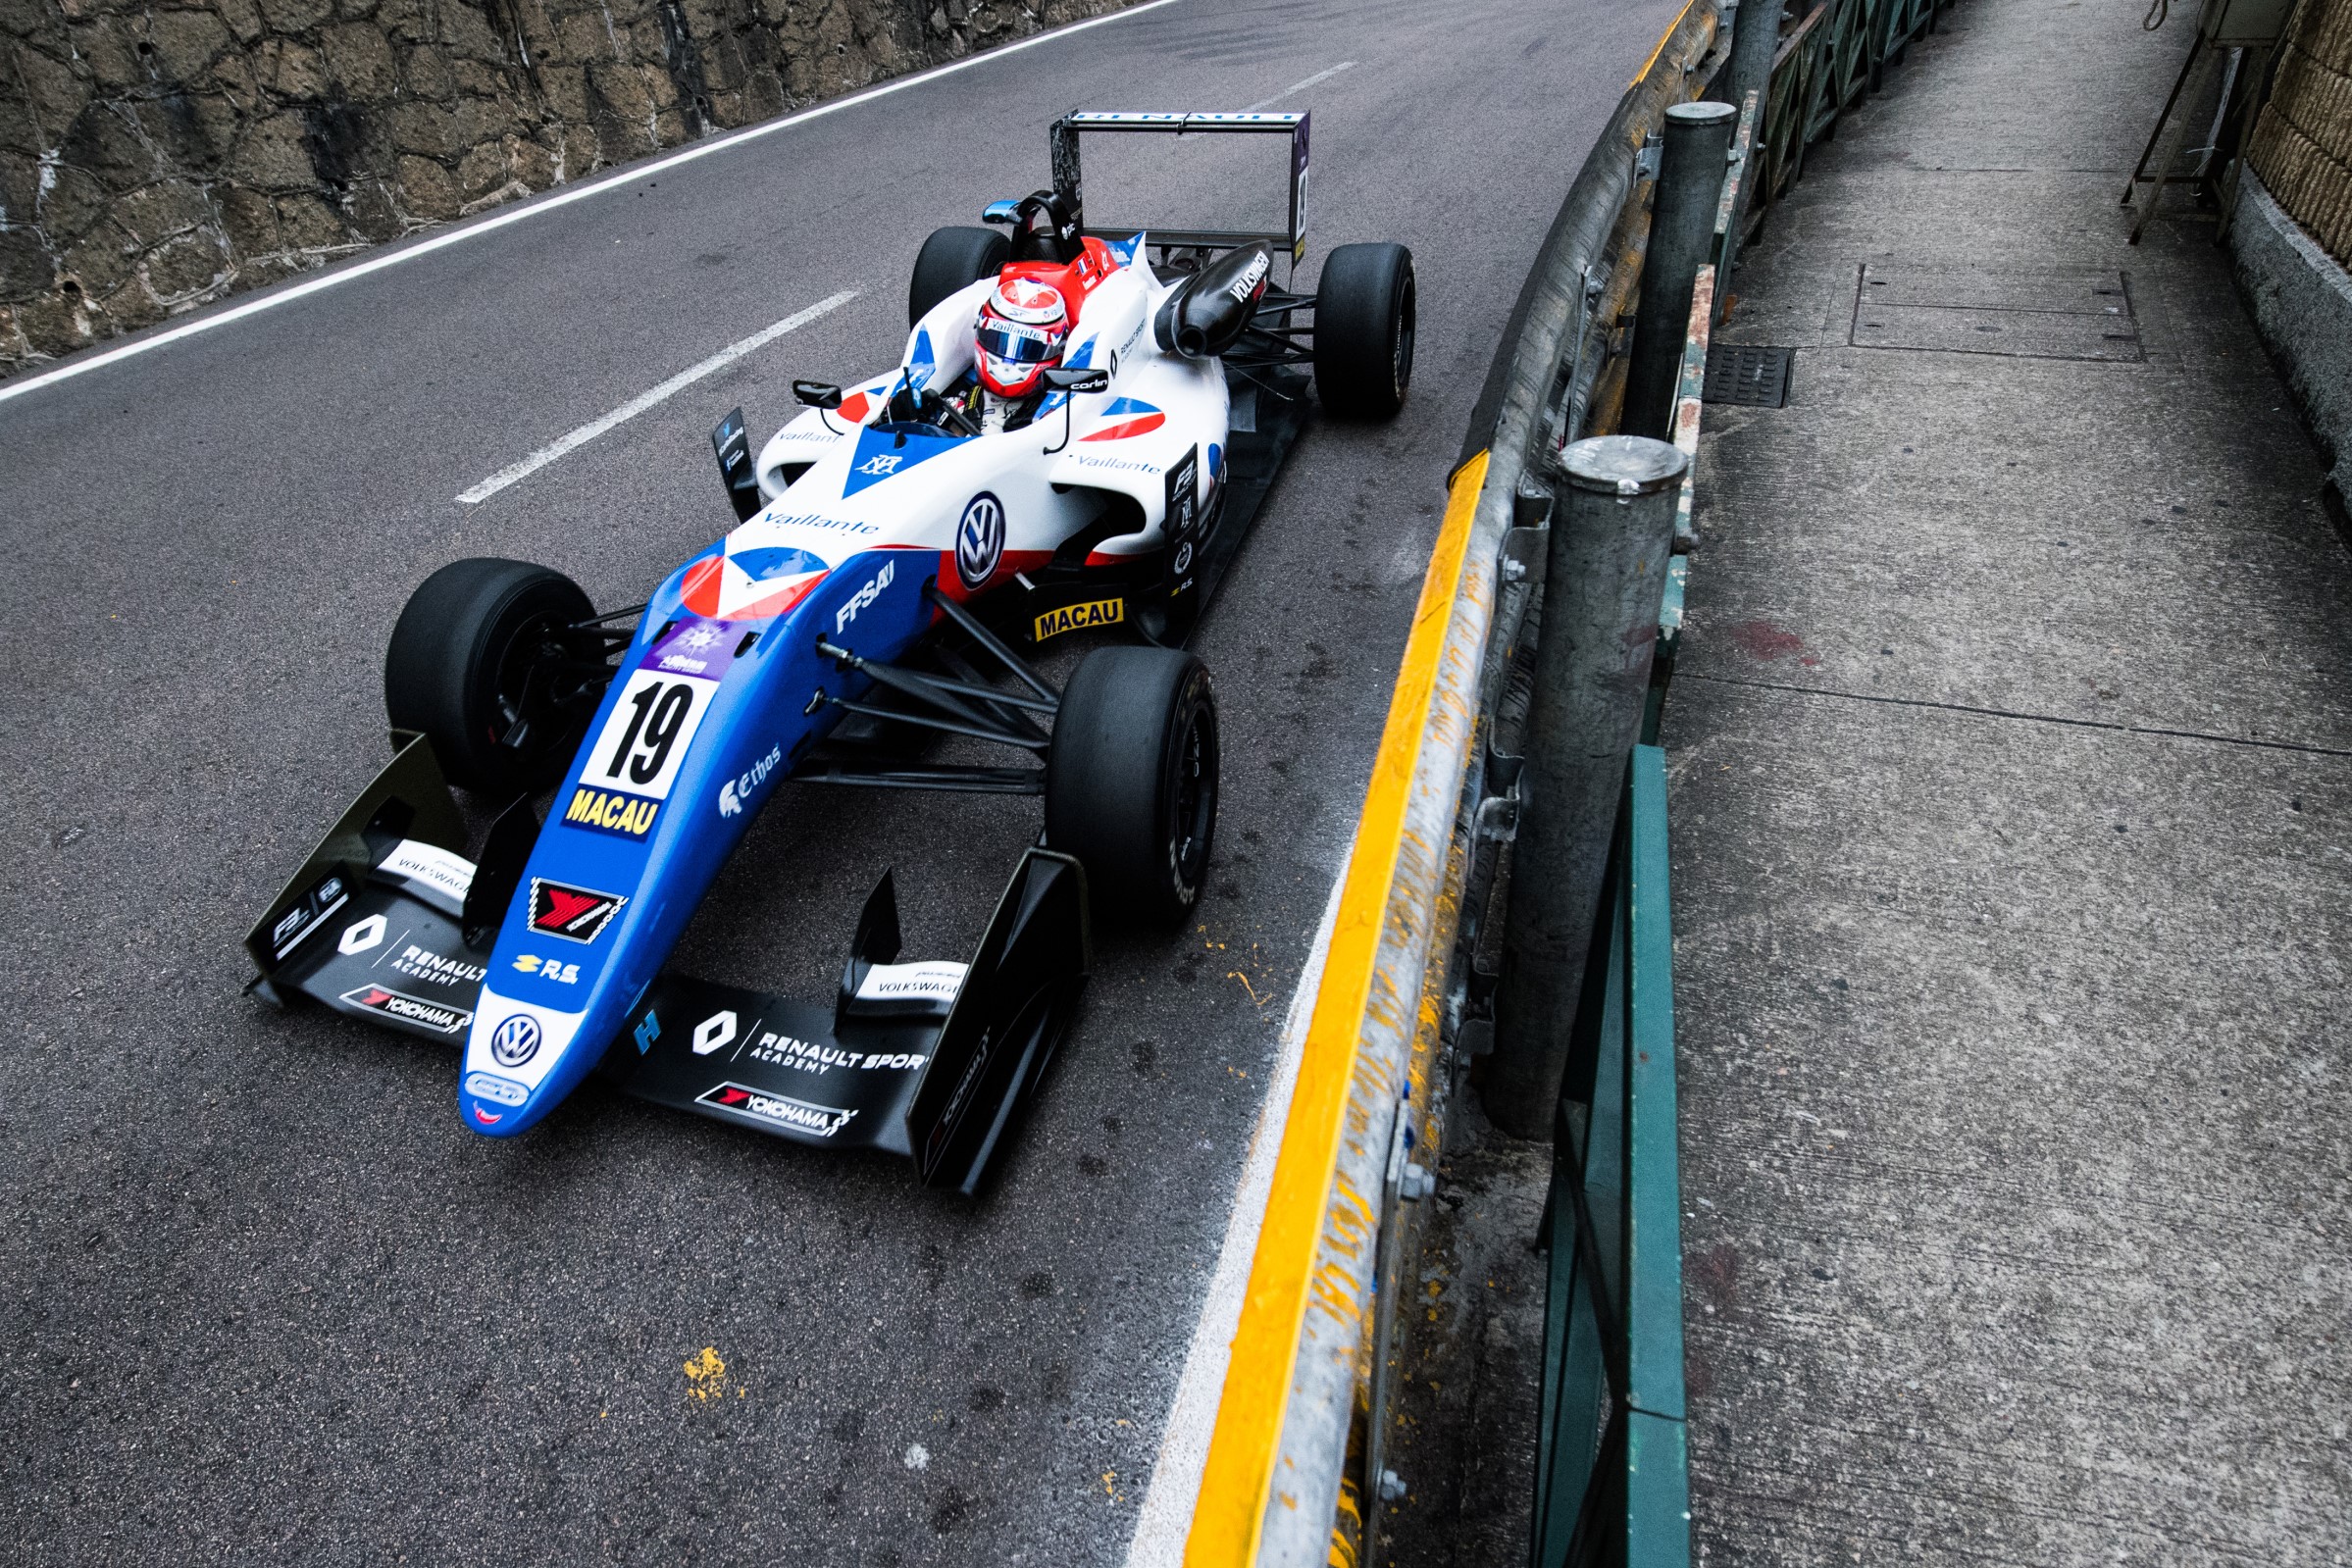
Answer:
1529;745;1686;1568
1515;4;1973;1562
1760;0;1953;211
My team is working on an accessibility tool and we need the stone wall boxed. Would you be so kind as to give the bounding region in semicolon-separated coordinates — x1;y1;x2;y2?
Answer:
2246;0;2352;267
0;0;1132;375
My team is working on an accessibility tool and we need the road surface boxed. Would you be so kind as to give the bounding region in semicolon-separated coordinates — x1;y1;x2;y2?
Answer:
0;0;1679;1560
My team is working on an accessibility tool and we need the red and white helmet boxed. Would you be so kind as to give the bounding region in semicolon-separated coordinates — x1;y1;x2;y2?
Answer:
975;276;1070;397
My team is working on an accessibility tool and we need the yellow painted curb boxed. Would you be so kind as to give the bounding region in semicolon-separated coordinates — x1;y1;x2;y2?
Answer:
1183;449;1489;1566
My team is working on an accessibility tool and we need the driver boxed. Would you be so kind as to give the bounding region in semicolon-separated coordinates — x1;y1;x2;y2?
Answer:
971;276;1072;433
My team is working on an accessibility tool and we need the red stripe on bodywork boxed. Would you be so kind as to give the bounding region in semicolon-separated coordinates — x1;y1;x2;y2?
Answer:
1080;413;1166;442
681;556;725;619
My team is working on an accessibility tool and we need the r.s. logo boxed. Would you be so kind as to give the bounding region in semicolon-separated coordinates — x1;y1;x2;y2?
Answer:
956;492;1005;590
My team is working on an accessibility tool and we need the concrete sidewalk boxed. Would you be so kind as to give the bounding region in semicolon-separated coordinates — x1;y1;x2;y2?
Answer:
1670;1;2352;1563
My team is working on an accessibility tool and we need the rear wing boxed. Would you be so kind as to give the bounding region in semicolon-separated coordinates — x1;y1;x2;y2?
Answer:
1049;111;1309;265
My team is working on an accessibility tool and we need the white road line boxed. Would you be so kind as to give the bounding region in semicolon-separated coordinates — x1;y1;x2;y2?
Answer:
1244;60;1357;113
454;290;856;504
0;0;1188;412
1121;870;1346;1568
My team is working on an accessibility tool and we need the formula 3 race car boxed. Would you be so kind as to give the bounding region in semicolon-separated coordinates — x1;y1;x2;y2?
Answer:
245;110;1414;1191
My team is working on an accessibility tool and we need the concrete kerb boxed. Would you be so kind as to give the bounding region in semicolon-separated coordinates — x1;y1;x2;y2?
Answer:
2231;169;2352;507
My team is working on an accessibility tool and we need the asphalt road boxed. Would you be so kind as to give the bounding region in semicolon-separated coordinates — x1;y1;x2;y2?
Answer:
0;1;1677;1560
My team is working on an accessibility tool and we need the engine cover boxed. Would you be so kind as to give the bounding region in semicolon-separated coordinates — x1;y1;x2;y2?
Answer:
1154;243;1273;360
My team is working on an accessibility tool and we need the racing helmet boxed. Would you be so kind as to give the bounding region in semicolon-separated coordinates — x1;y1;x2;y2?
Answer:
975;276;1070;398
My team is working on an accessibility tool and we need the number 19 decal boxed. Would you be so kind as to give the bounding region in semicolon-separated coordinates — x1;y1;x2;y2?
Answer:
583;670;717;801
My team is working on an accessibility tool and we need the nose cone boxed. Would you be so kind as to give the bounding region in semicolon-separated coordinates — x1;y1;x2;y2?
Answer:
460;991;589;1137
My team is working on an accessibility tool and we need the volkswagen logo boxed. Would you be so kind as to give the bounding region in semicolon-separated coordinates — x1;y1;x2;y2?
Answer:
489;1013;541;1068
956;492;1005;590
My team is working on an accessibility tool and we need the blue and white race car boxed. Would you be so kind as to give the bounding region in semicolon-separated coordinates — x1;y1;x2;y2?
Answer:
246;112;1415;1191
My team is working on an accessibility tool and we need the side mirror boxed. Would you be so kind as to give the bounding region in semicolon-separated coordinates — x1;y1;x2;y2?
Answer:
981;199;1021;226
1043;366;1110;394
710;406;761;523
793;379;844;410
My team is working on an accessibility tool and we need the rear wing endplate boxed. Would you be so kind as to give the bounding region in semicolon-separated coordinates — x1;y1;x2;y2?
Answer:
1049;111;1309;264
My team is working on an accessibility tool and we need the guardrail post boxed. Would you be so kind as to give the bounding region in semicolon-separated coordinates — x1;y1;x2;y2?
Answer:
1622;101;1738;441
1485;436;1687;1138
1717;0;1786;118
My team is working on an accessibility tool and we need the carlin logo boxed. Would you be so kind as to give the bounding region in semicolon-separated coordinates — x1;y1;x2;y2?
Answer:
1034;597;1125;641
956;492;1006;589
563;786;659;841
339;985;469;1036
528;879;626;944
696;1082;858;1138
488;1013;542;1068
338;914;386;955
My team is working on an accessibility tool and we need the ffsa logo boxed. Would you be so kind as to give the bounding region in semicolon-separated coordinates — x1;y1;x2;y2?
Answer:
834;558;895;634
956;492;1005;589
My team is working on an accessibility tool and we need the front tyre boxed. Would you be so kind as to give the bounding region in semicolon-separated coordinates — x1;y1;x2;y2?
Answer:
1312;241;1416;420
1045;647;1220;930
384;558;596;798
910;227;1011;327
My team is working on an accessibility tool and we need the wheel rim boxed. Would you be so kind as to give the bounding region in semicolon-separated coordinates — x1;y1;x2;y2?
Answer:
1169;694;1217;892
486;611;574;762
1392;271;1417;398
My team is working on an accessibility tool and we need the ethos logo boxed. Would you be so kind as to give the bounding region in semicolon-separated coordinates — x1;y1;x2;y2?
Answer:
718;745;783;818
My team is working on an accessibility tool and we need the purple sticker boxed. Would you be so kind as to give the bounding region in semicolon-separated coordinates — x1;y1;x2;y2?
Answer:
642;619;731;678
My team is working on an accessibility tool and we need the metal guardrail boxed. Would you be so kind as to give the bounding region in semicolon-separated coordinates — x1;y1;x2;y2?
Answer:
1170;2;1969;1563
1530;745;1683;1568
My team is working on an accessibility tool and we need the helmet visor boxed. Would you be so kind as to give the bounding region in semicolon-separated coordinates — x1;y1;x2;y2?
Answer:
978;321;1059;365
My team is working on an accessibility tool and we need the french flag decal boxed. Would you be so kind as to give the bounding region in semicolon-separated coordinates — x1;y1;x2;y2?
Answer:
1081;398;1166;442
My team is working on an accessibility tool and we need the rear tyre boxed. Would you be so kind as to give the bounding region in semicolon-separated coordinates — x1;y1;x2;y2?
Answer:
910;227;1011;327
1045;647;1220;930
384;558;595;798
1312;241;1416;420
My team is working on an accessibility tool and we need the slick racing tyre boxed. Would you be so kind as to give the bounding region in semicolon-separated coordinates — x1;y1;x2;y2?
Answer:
910;227;1011;327
1312;241;1416;420
384;558;596;798
1045;646;1219;930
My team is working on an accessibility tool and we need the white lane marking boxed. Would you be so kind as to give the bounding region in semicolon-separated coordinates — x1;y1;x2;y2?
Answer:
0;0;1188;412
1121;871;1346;1568
454;290;855;504
1244;60;1357;113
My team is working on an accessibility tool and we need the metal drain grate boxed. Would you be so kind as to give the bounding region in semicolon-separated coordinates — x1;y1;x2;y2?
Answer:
1703;345;1794;407
1849;265;2141;360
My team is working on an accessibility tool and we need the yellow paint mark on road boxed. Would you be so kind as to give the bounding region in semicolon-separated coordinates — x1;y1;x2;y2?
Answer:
684;1346;729;1401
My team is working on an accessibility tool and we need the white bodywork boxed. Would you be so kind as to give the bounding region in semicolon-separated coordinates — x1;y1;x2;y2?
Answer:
740;247;1229;591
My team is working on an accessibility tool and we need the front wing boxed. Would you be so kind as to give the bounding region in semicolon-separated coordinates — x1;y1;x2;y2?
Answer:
247;737;1089;1192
